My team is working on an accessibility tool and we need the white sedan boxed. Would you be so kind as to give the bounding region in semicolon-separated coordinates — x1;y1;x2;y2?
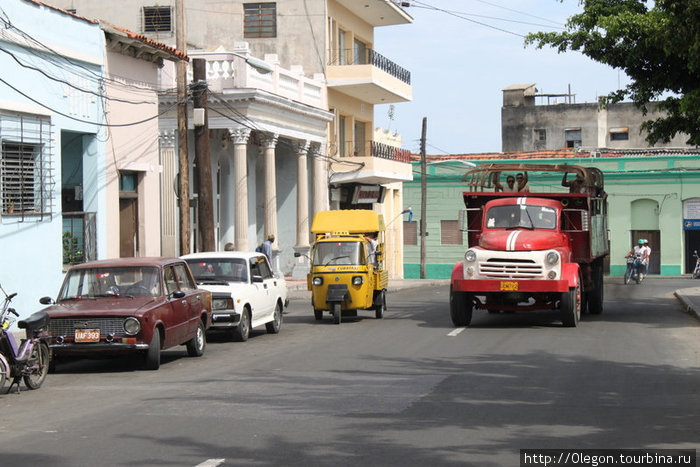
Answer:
181;252;288;341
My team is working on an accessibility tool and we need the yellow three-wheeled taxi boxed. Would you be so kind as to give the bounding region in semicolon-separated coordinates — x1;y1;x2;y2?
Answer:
306;210;388;324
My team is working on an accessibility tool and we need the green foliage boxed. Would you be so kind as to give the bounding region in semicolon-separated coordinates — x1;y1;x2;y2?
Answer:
62;232;83;265
525;0;700;145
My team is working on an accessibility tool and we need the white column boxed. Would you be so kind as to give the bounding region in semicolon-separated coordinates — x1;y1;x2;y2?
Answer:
231;128;251;251
292;140;311;279
261;132;280;273
311;141;329;217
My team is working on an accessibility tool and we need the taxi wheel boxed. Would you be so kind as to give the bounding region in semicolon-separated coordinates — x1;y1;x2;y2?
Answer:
313;308;323;321
332;303;341;325
374;291;385;319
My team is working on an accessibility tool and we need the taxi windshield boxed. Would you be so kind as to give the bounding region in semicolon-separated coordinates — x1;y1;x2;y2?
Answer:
313;241;365;266
486;204;557;230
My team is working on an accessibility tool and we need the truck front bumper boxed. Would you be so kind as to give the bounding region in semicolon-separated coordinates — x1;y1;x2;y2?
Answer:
452;278;571;293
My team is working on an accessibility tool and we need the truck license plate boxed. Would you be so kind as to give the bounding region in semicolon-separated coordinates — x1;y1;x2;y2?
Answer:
75;329;100;343
500;281;518;291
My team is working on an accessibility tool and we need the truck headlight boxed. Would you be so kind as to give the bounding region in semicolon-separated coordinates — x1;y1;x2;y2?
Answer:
546;251;559;265
123;317;141;336
465;249;477;263
312;277;323;286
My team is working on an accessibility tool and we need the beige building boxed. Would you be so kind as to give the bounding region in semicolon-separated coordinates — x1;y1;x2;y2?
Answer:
49;0;414;278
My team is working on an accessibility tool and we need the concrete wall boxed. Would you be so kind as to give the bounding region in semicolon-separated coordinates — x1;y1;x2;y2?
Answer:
403;155;700;279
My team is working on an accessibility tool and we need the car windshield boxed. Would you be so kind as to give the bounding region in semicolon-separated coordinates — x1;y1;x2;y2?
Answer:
185;258;248;283
486;204;557;230
313;241;364;266
59;266;162;299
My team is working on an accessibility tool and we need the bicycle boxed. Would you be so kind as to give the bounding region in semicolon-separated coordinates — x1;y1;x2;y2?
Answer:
0;283;50;393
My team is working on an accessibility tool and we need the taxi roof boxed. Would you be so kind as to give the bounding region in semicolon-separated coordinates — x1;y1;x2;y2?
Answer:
311;210;385;234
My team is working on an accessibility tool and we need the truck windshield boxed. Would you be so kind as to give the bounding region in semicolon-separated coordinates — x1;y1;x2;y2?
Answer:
313;241;365;266
486;205;557;230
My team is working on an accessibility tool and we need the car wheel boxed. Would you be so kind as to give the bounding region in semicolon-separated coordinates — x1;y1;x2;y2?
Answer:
143;329;161;370
332;303;341;325
561;285;581;327
313;308;323;321
265;302;282;334
234;309;250;342
23;341;49;390
374;291;385;319
186;320;206;357
449;286;472;327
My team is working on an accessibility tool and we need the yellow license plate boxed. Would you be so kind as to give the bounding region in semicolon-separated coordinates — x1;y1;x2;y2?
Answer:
75;329;100;343
500;281;518;291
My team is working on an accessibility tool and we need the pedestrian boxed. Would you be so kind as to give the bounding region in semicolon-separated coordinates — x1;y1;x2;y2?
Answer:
224;242;235;251
641;239;651;278
516;172;530;192
625;239;648;280
261;234;275;260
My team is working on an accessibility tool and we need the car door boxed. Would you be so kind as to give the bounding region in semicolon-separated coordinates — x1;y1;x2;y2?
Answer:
257;256;278;320
163;265;189;346
172;262;203;340
248;256;272;325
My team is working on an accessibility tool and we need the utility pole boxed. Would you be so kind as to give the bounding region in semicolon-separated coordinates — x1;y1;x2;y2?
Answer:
192;58;215;251
420;117;427;279
175;0;190;254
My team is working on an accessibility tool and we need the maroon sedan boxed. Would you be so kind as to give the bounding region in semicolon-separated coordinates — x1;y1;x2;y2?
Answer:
40;257;212;370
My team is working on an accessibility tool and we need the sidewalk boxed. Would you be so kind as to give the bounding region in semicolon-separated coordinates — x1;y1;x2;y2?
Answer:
673;286;700;322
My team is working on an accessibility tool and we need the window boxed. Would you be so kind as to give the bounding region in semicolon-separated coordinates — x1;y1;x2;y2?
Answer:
244;3;277;38
441;220;463;245
143;6;172;33
610;127;629;141
353;39;368;64
565;128;582;148
1;113;53;215
534;129;546;141
404;221;417;245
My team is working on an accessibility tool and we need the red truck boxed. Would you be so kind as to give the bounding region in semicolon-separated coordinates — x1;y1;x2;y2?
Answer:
449;164;608;327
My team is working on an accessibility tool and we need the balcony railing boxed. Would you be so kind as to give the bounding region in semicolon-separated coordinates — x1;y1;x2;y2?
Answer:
63;212;96;265
338;140;411;163
328;48;411;85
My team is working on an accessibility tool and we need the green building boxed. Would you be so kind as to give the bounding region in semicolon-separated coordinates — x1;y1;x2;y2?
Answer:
403;150;700;278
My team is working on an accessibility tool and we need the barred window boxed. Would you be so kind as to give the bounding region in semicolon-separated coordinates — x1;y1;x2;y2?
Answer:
1;114;53;216
244;3;277;38
143;6;172;33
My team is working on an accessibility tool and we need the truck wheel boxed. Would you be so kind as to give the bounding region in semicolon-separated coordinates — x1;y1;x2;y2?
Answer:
449;286;472;327
561;285;581;327
588;260;604;315
313;308;323;321
332;303;341;325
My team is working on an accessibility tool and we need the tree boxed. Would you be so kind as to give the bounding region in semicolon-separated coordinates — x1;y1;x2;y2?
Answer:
525;0;700;146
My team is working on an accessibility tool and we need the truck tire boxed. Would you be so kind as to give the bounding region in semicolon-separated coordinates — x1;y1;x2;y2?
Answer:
449;285;472;327
561;285;581;327
588;259;604;315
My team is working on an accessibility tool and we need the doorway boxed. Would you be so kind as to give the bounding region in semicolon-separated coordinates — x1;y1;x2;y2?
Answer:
684;230;700;273
631;230;660;274
119;172;139;257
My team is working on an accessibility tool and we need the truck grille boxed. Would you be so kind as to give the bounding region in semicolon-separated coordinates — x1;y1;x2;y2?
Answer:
49;318;126;337
479;258;542;278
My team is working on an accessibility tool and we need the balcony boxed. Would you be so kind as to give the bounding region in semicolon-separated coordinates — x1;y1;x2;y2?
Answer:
339;0;413;27
330;140;413;185
327;48;412;104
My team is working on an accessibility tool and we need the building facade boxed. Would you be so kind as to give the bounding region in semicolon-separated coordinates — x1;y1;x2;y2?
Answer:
47;0;414;278
502;83;693;153
402;150;700;279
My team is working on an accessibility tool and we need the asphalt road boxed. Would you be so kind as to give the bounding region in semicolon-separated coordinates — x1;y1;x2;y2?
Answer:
0;278;698;466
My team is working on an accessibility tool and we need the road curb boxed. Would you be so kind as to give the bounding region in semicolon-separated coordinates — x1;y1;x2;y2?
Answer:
673;290;700;322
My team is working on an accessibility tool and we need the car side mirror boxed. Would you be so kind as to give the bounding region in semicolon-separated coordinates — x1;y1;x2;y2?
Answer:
252;275;263;283
171;290;186;299
39;296;54;305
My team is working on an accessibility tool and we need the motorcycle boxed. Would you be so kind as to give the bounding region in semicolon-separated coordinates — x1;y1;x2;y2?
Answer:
0;283;50;393
693;250;700;279
624;253;644;285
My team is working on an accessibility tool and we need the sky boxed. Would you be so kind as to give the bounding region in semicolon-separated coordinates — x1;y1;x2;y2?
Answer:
375;0;632;155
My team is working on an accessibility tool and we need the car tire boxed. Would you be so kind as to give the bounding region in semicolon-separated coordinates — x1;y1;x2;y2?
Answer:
313;308;323;321
143;329;161;370
265;302;282;334
186;320;206;357
234;309;250;342
449;286;472;327
561;285;581;328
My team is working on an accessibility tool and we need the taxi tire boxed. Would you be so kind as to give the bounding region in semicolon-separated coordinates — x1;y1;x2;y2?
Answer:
186;321;206;357
449;286;472;327
234;309;250;342
143;329;161;370
374;291;385;319
332;303;341;325
314;309;323;321
266;302;282;334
